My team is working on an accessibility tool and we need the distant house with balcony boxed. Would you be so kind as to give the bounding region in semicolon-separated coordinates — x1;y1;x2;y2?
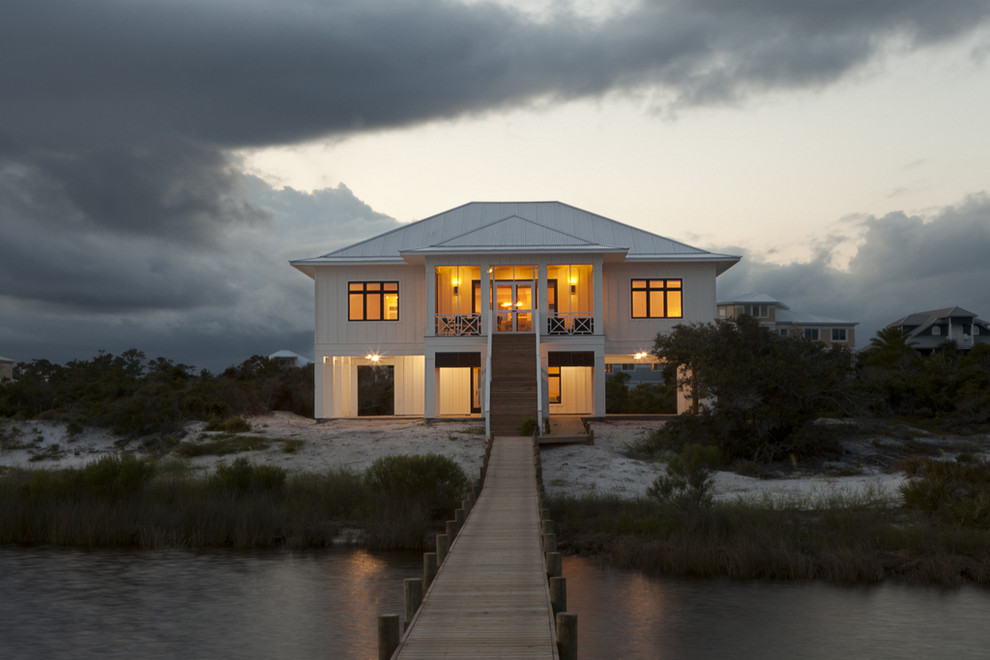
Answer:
887;307;990;354
717;293;857;347
291;201;739;433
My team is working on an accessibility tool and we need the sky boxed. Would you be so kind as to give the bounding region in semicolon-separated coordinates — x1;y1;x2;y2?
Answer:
2;0;990;372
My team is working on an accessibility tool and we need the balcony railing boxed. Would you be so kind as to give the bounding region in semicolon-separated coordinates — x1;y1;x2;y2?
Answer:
436;313;482;336
547;313;594;335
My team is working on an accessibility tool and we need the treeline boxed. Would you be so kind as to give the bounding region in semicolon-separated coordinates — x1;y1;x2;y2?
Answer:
647;316;990;465
0;349;314;436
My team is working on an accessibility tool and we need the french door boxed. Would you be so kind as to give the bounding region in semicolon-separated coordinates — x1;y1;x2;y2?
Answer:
494;281;534;332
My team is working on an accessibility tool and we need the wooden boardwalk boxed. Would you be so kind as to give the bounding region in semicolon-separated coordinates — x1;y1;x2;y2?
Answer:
392;436;558;659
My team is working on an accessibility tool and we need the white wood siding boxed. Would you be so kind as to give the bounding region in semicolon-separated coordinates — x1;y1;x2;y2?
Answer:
437;368;472;415
549;366;593;414
602;262;717;354
315;265;425;347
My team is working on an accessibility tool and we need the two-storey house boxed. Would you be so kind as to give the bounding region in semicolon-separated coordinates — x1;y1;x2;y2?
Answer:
291;202;739;434
717;293;857;347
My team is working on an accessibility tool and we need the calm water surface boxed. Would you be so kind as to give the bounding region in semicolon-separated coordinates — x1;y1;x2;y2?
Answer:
3;547;990;659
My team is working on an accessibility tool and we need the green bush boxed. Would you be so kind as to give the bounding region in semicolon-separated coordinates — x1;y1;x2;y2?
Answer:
364;453;467;518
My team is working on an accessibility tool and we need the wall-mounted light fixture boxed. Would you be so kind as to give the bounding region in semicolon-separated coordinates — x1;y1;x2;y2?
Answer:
365;353;381;362
570;276;577;294
452;277;460;295
634;351;648;360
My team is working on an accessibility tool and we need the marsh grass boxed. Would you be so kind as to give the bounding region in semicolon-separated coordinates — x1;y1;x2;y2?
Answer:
0;455;455;551
173;433;273;457
551;486;990;585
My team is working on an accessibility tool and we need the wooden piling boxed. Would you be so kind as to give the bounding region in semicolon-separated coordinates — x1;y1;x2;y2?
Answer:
423;552;437;590
556;612;578;660
549;576;566;615
546;551;562;578
377;614;400;660
542;532;557;553
403;578;423;630
436;533;450;564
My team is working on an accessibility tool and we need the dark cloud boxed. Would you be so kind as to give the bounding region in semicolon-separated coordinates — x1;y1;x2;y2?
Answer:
717;193;990;346
2;0;987;150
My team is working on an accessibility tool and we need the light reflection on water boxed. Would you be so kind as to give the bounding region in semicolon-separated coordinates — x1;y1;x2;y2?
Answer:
564;556;990;659
3;547;990;659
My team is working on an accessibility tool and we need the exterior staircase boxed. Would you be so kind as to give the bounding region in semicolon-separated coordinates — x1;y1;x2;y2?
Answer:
488;334;538;437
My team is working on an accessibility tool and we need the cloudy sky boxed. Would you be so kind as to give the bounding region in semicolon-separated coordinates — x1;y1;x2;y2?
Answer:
2;0;989;372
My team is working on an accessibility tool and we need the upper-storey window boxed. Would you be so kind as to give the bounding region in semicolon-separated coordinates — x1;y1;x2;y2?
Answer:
349;281;399;321
631;279;682;319
831;328;847;342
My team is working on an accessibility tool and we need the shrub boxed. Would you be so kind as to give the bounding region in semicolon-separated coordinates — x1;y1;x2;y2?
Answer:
647;444;721;510
364;453;467;518
900;458;990;527
211;457;286;493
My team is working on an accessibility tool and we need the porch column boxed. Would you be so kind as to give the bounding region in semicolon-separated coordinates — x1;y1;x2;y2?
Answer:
593;260;604;335
593;349;606;417
315;355;327;419
424;351;436;418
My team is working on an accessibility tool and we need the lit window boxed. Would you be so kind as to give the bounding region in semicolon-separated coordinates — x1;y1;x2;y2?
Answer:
348;282;399;321
548;366;561;404
831;328;847;342
631;279;682;319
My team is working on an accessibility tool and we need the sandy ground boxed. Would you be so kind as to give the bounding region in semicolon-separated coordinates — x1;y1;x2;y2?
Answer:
2;413;986;503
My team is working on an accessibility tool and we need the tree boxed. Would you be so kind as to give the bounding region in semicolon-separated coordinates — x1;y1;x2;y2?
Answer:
653;316;855;463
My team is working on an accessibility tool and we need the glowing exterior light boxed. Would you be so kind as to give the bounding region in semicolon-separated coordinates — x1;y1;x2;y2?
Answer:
634;352;648;360
366;353;381;362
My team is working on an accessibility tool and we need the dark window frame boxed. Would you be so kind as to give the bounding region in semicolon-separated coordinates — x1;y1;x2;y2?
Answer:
348;281;400;321
631;278;683;319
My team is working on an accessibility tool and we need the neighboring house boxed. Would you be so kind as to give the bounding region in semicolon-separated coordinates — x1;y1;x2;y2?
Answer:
717;293;857;347
887;307;990;354
269;350;315;368
291;201;739;430
0;355;13;383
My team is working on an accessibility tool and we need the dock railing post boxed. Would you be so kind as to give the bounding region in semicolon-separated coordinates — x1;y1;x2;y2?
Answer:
423;552;437;590
549;576;566;615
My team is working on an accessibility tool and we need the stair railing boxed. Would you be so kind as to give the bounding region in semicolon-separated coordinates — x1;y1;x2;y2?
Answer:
534;308;543;437
484;309;494;438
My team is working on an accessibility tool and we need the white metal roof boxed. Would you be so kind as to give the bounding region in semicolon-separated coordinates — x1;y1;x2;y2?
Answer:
291;201;740;274
776;309;857;326
717;293;788;308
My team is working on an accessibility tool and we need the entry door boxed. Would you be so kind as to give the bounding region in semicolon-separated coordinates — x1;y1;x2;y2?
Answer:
494;281;534;332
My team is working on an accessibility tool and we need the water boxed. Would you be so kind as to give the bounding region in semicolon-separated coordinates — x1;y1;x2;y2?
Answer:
2;547;989;659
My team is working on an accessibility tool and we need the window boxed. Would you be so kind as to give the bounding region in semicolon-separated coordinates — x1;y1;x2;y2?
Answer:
548;366;561;404
779;328;789;337
718;306;727;319
349;281;399;321
931;326;941;336
804;328;820;341
631;279;682;318
745;304;769;318
831;328;847;342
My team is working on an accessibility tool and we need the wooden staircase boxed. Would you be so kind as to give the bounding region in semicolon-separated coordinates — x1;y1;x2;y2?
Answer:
488;334;538;437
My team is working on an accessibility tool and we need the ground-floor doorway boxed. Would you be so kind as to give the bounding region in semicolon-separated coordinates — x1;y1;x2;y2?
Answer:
357;364;394;416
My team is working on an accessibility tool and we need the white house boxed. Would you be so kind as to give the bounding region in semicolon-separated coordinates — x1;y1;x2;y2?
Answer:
0;355;13;383
291;202;739;432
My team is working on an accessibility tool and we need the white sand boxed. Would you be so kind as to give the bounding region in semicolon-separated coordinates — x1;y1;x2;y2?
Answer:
0;413;933;503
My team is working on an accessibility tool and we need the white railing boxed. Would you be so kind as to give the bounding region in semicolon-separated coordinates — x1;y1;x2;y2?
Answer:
547;313;594;335
484;310;493;438
436;313;482;336
534;309;543;437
